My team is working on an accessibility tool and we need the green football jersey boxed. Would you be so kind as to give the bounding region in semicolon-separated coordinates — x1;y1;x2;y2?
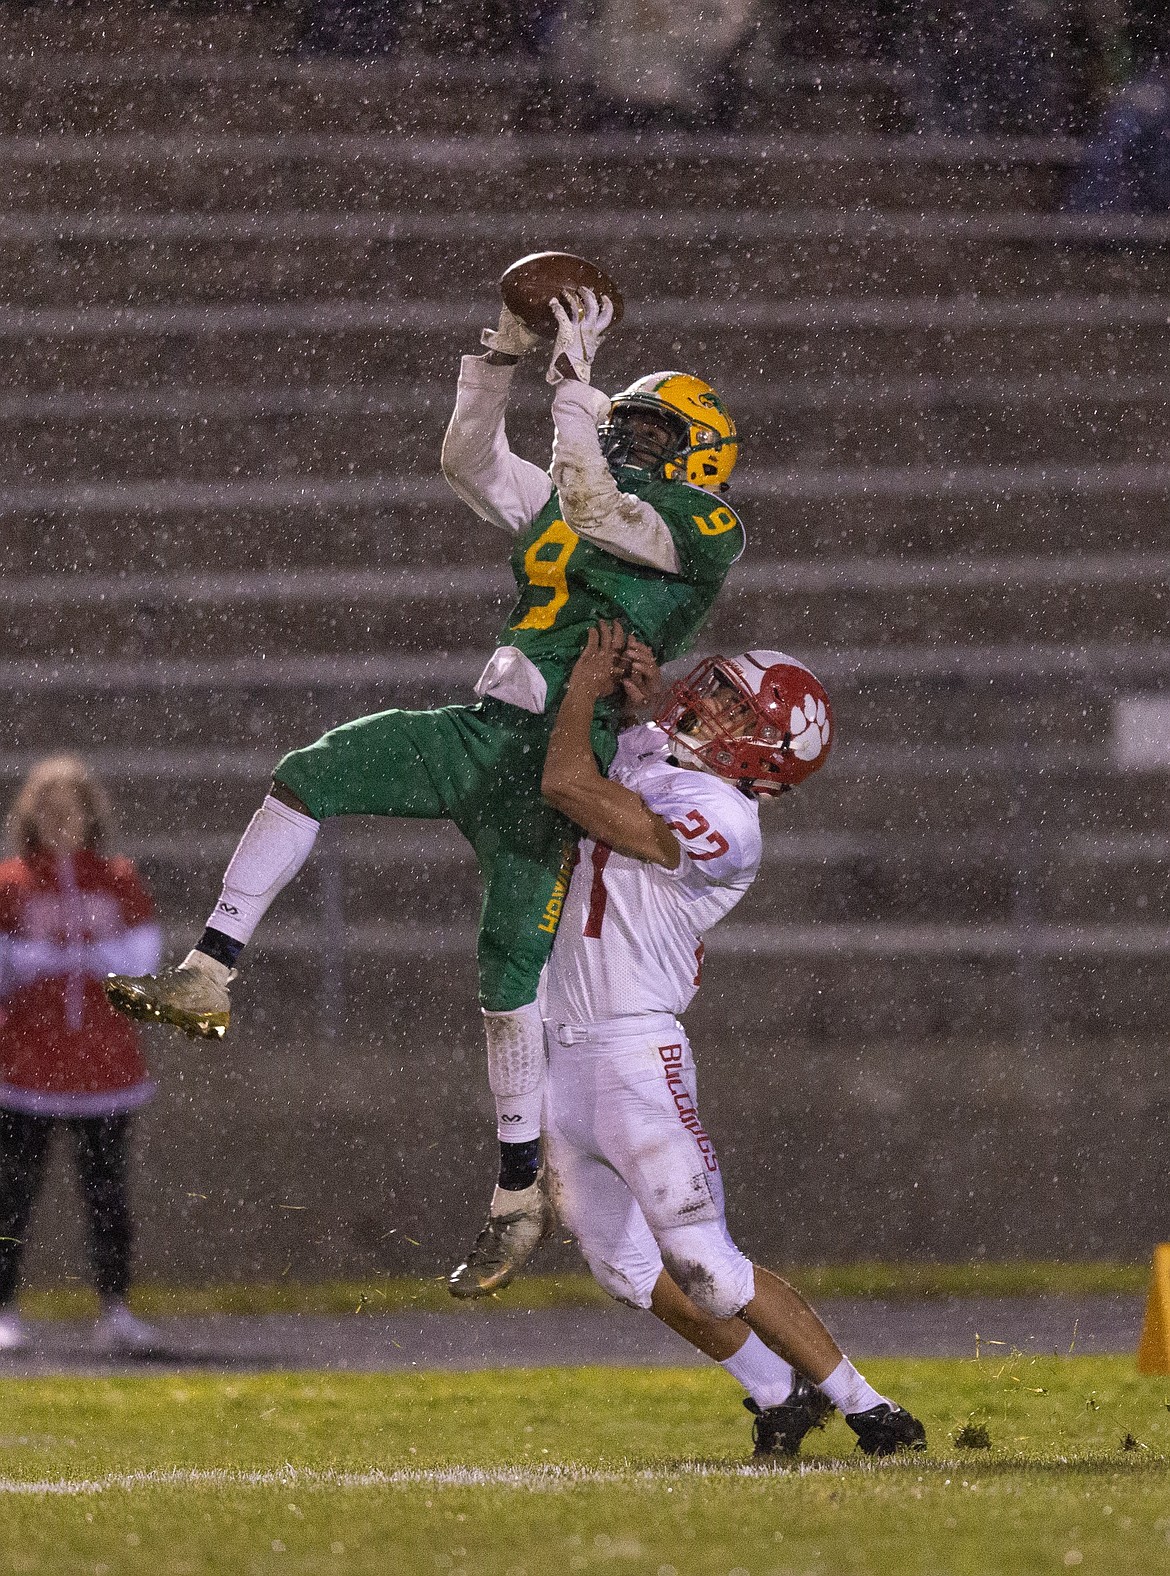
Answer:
500;467;746;703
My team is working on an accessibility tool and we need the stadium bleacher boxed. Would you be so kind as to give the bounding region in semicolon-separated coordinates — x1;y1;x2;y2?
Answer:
5;2;1168;1281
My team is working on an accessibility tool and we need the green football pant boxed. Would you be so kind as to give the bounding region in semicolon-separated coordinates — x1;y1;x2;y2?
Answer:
273;696;618;1014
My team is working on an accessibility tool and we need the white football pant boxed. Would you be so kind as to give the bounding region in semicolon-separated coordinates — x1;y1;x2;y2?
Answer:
544;1015;755;1320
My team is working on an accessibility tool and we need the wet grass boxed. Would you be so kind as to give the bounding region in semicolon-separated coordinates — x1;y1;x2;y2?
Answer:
1;1357;1169;1574
14;1259;1150;1320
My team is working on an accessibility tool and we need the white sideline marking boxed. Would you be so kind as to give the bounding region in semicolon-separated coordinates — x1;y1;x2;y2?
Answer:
0;1460;813;1497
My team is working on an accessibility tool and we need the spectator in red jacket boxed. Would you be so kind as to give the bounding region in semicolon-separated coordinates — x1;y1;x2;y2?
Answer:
0;757;162;1356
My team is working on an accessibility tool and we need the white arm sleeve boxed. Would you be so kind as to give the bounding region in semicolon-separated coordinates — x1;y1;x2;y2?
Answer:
549;382;682;574
441;355;555;533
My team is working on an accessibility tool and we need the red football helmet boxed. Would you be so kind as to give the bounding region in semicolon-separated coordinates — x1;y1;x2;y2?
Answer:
655;650;833;795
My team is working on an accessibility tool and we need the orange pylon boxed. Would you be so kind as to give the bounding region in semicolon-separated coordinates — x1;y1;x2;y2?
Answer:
1137;1244;1170;1374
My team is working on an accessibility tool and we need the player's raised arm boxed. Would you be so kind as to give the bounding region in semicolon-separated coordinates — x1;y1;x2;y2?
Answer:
542;622;681;868
544;289;682;574
440;303;556;533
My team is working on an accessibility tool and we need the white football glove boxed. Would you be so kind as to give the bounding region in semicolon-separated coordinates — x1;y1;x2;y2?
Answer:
480;303;542;358
545;287;614;386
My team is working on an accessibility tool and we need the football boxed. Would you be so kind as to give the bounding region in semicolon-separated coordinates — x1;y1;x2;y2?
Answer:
499;251;625;339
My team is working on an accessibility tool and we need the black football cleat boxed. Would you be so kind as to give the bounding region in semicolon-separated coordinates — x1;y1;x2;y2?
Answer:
846;1402;927;1457
746;1377;834;1460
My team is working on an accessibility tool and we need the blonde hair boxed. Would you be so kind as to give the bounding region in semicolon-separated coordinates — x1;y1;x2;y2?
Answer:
8;755;112;858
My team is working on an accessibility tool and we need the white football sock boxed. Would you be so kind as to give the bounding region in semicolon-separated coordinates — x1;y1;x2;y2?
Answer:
484;1002;546;1143
817;1357;891;1417
489;1180;542;1219
719;1330;797;1410
179;948;233;985
205;795;320;946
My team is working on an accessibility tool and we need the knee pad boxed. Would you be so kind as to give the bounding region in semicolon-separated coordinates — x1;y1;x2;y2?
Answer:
209;795;319;946
660;1227;755;1320
582;1251;660;1312
223;796;319;897
483;1002;545;1099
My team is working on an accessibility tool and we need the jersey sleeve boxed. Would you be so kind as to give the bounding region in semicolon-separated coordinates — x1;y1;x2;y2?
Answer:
549;382;681;573
651;777;761;890
656;488;746;590
441;355;555;533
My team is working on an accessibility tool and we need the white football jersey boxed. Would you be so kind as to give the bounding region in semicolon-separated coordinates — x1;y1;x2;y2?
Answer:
544;723;762;1024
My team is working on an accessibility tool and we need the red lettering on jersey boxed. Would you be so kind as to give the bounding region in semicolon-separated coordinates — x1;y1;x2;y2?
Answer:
686;831;729;862
669;809;730;863
657;1043;719;1173
583;842;612;939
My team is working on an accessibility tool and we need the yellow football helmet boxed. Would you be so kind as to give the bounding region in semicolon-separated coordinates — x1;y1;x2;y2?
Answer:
599;371;738;492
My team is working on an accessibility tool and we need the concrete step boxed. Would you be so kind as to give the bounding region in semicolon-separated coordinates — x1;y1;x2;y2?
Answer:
6;737;1166;876
9;488;1170;583
4;370;1167;462
0;569;1162;660
0;324;1156;401
0;2;303;57
124;819;1170;923
4;219;1168;307
0;695;1127;792
72;886;1170;1051
86;949;1170;1102
2;298;1164;391
0;683;1155;817
12;393;1170;482
0;72;904;141
0;132;1079;212
0;60;529;138
4;468;1169;575
125;829;1170;933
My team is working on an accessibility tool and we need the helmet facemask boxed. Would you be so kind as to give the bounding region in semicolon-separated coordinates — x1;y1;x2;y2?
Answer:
600;373;739;493
599;400;690;478
656;653;833;796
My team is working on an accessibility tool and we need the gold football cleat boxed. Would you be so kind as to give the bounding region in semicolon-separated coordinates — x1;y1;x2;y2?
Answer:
103;957;234;1041
447;1180;552;1299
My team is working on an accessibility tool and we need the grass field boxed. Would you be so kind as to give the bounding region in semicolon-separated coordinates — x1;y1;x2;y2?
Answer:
3;1357;1169;1575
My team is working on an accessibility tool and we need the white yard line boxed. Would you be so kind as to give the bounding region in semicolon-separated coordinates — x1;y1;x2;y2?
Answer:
0;1458;889;1496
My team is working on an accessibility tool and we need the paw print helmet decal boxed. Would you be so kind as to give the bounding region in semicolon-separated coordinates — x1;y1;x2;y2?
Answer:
655;650;833;795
